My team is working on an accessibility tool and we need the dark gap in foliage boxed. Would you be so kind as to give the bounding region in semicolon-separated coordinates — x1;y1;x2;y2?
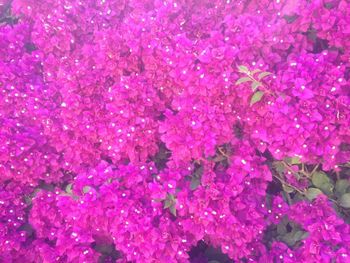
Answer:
92;242;123;262
0;0;19;26
229;196;238;214
263;150;284;196
70;39;76;52
193;161;204;176
189;242;212;262
262;224;276;249
171;107;179;115
138;55;145;73
188;159;205;190
305;28;329;54
213;159;229;174
283;15;299;24
286;223;293;233
151;142;171;171
53;91;63;105
1;179;13;188
19;188;38;245
115;3;129;24
59;168;76;184
157;111;166;121
285;44;295;57
220;22;226;36
200;33;211;40
122;69;132;76
233;121;244;140
324;1;336;9
211;143;232;172
101;155;114;164
189;240;232;263
169;212;177;222
340;143;350;152
38;181;56;192
262;217;308;250
261;149;274;162
104;76;115;88
189;240;207;260
312;37;329;54
120;45;131;57
43;237;56;247
266;178;283;195
120;157;131;165
151;215;160;227
344;67;350;81
94;141;102;148
24;42;37;53
18;223;36;241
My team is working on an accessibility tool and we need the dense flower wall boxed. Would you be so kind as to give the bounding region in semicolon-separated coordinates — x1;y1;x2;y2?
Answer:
0;0;350;262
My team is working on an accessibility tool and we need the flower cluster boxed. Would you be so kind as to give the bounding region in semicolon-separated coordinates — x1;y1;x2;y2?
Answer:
256;195;350;263
0;0;349;262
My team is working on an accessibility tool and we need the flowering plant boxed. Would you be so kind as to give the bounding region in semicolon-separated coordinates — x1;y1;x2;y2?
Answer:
0;0;349;262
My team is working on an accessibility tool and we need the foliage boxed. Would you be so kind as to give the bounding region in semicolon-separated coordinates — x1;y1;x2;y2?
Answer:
0;0;349;262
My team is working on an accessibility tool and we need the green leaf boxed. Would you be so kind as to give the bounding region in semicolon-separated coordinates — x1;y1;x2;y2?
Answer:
339;193;350;208
235;77;252;85
284;15;299;23
32;188;41;197
250;91;264;106
65;183;73;194
18;223;34;237
169;204;177;216
312;171;333;195
283;184;294;193
305;188;322;201
194;165;204;178
190;177;201;190
290;157;301;165
292;192;305;203
205;246;229;261
164;193;176;210
94;244;114;254
274;161;285;173
24;196;32;205
251;81;262;91
168;193;176;202
83;186;91;194
164;199;172;209
312;171;330;188
284;156;301;165
292;230;309;243
237;65;249;73
277;222;287;235
163;193;177;216
280;230;309;247
335;179;350;197
39;182;55;191
257;71;272;80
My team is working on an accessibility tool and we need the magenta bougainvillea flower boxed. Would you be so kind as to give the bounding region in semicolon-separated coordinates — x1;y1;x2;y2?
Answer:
0;0;349;262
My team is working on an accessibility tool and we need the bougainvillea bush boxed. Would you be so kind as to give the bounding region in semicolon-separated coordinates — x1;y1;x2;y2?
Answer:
0;0;350;262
